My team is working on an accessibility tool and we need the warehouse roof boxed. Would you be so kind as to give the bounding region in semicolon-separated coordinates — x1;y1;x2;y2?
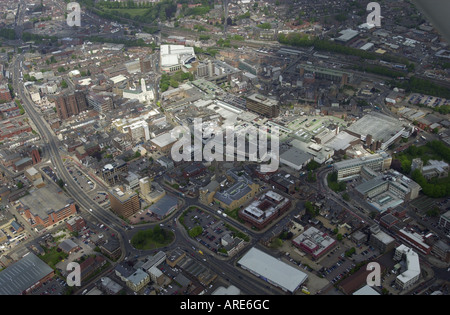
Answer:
238;247;307;293
346;112;405;143
0;253;53;295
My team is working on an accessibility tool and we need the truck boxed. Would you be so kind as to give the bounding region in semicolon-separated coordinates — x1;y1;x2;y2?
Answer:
301;286;311;295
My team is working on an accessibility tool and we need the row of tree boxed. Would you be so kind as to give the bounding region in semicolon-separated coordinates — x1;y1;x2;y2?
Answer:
389;76;450;100
278;33;413;69
393;141;450;198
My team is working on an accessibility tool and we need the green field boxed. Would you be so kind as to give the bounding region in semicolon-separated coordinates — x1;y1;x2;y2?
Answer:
131;226;174;250
39;246;69;269
105;8;150;17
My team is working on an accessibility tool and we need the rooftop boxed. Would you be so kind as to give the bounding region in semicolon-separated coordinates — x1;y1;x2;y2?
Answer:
0;253;53;295
346;112;405;143
246;93;279;107
238;247;308;293
395;245;421;285
20;186;73;220
109;187;137;203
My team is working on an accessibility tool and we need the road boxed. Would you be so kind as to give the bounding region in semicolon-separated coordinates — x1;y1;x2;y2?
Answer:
12;52;133;257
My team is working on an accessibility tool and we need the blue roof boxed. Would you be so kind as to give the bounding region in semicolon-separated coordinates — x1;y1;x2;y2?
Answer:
148;195;178;218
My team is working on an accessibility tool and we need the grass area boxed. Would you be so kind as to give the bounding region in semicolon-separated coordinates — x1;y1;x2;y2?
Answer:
105;8;150;17
39;246;69;269
131;225;174;250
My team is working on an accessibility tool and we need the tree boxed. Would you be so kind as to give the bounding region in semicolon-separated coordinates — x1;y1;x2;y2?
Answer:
342;193;350;201
57;179;65;189
61;80;68;88
188;226;203;238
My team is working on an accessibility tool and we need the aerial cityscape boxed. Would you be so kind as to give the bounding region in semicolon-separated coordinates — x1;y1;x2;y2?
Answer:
0;0;449;300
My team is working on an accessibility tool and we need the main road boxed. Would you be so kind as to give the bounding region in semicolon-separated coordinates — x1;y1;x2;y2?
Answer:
12;54;135;262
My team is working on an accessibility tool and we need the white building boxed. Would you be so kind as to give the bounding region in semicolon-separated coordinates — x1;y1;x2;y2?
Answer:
333;152;392;182
394;245;421;290
122;78;154;104
237;247;308;293
160;44;196;73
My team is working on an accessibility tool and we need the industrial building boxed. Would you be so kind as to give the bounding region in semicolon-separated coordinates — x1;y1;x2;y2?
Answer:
300;64;353;86
280;147;313;171
346;112;411;150
0;253;54;295
237;247;308;293
147;194;179;220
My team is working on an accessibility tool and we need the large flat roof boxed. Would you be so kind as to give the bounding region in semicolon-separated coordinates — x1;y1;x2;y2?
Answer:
346;112;405;143
280;147;313;166
246;93;278;107
151;132;178;148
395;245;421;285
0;253;53;295
20;186;73;220
238;247;307;293
148;195;178;217
334;153;386;171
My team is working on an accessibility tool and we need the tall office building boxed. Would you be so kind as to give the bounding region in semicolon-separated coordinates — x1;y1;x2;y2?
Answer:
109;187;140;218
139;177;152;197
245;93;279;118
87;92;113;114
55;91;88;120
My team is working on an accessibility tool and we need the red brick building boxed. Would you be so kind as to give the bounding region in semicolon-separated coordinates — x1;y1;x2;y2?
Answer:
238;191;292;230
0;118;32;140
66;216;86;232
19;186;77;230
0;85;12;103
55;91;87;121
